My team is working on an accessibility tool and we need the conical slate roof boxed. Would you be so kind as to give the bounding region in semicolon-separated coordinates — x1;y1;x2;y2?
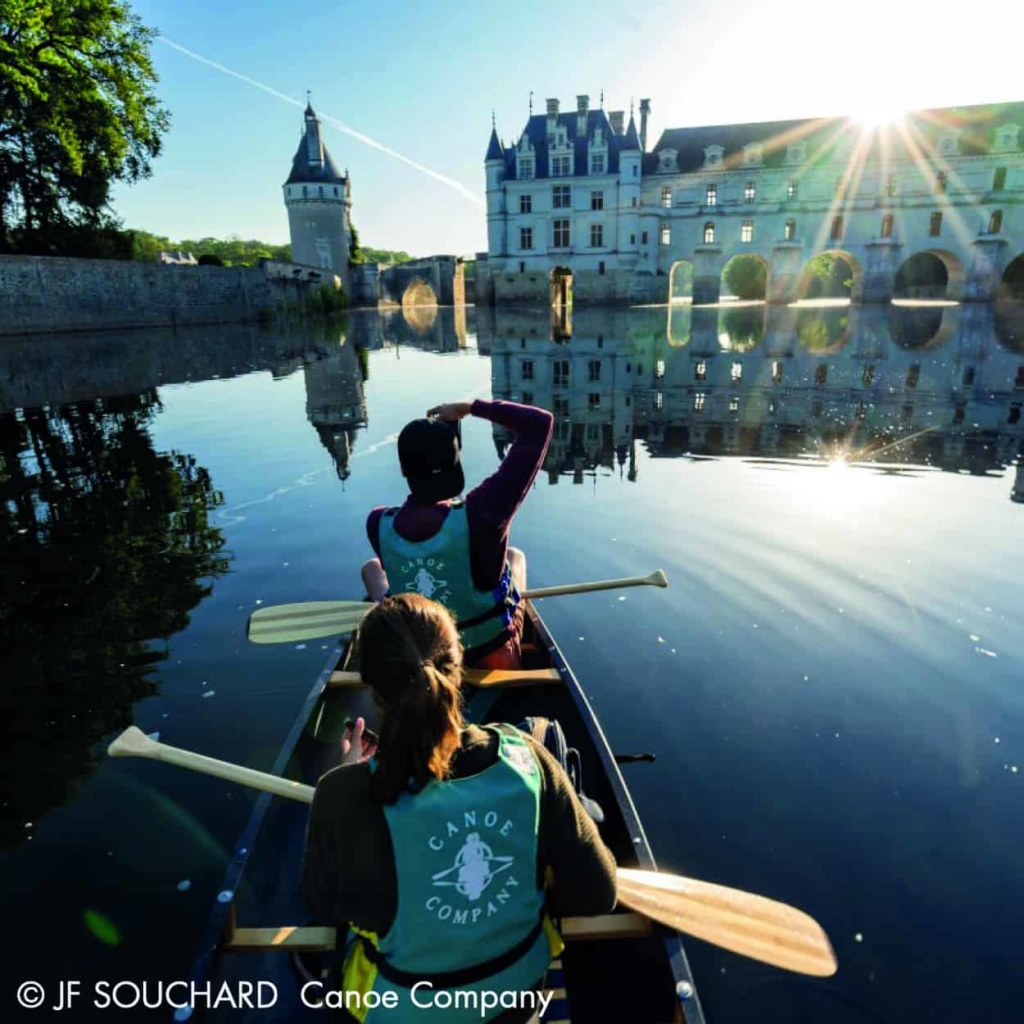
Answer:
485;126;504;161
285;105;347;185
622;115;641;151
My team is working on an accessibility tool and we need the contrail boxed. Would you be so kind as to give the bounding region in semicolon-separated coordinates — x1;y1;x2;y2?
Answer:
156;36;484;207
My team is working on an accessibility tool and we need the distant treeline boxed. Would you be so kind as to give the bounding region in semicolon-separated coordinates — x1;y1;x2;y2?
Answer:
130;228;413;268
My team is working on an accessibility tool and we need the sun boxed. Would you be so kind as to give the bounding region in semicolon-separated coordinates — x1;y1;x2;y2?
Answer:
851;106;906;128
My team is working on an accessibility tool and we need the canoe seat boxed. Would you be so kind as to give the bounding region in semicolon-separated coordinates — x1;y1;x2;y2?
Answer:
224;913;651;953
328;667;562;690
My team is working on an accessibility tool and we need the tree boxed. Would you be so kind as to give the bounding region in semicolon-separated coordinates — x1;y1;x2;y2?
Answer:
348;221;364;266
722;255;767;300
0;0;169;255
805;254;853;298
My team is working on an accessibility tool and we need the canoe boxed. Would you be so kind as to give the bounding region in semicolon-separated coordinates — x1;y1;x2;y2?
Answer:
179;599;707;1024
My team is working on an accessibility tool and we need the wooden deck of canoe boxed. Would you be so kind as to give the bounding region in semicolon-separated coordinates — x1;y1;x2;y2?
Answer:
181;600;706;1023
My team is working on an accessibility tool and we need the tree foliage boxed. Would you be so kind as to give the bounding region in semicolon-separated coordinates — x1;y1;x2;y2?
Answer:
804;254;853;297
0;0;169;255
0;390;228;848
722;255;767;300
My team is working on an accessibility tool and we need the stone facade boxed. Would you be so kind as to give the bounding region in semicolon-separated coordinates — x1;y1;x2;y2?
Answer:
482;98;1024;307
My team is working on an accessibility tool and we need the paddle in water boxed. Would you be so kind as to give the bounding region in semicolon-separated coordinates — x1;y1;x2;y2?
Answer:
246;569;669;645
107;726;837;977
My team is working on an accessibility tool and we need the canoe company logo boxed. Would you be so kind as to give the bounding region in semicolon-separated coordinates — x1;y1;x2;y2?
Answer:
398;557;451;604
432;832;513;901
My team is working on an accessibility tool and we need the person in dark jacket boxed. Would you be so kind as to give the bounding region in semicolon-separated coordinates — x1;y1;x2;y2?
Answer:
300;593;617;1024
362;399;552;668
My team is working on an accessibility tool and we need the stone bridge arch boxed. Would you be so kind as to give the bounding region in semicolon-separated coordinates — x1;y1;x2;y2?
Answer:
894;249;966;302
379;256;465;307
794;249;864;303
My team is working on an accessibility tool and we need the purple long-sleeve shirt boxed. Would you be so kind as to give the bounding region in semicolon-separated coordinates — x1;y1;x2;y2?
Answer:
367;399;553;592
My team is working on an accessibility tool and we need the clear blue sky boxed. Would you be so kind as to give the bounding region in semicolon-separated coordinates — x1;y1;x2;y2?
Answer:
112;0;1021;257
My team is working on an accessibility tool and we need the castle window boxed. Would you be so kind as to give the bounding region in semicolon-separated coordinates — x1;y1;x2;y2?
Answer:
815;364;828;385
706;184;717;206
1009;403;1021;424
863;364;876;386
654;391;663;410
554;396;569;417
589;154;606;175
989;210;1003;233
552;154;572;177
519;158;534;180
589;360;602;382
520;262;525;273
591;190;604;211
520;227;533;250
520;194;532;214
633;165;638;176
302;186;308;197
660;225;671;245
695;362;707;381
661;186;672;208
318;186;324;197
886;176;897;197
703;222;715;244
589;392;601;410
552;185;571;209
906;364;920;389
788;180;798;200
333;187;338;197
553;360;569;387
731;361;742;382
772;361;784;384
730;396;740;413
521;391;533;406
936;172;947;194
929;211;942;236
993;167;1007;191
522;360;535;381
953;402;966;424
631;196;637;206
599;261;605;275
741;220;753;243
830;216;843;240
630;234;636;245
553;218;570;248
880;214;894;238
694;393;706;412
784;219;796;241
590;223;604;247
962;366;976;386
744;182;756;202
641;231;648;244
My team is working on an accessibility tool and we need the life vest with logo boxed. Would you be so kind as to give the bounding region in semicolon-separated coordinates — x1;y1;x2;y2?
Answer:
377;502;520;653
340;727;562;1022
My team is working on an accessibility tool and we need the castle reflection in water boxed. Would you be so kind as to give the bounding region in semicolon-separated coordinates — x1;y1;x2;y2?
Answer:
472;302;1024;503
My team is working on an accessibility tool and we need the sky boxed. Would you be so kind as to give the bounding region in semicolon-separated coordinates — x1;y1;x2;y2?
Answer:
112;0;1024;257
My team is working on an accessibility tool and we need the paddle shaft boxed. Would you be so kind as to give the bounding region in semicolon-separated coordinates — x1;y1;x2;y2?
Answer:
107;727;836;977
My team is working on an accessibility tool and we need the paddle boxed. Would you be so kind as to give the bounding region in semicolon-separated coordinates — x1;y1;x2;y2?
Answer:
108;727;837;977
246;569;669;645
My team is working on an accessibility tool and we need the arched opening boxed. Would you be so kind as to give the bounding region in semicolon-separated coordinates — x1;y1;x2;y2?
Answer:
703;221;716;245
889;305;949;350
669;260;694;303
796;251;860;302
718;305;764;352
401;278;438;333
880;214;894;238
550;266;573;309
720;253;768;301
999;253;1024;300
667;303;692;347
794;306;853;353
894;250;965;301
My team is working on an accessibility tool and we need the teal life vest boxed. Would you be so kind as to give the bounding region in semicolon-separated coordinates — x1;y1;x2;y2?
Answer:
377;502;520;653
340;727;560;1022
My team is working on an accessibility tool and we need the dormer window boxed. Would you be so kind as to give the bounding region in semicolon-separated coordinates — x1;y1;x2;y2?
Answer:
743;143;763;166
551;154;572;177
589;152;606;175
939;133;960;156
786;142;806;165
658;148;677;172
518;157;534;180
704;145;724;168
993;125;1020;153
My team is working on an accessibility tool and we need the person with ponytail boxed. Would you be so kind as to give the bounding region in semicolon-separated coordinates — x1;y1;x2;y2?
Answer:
300;593;617;1023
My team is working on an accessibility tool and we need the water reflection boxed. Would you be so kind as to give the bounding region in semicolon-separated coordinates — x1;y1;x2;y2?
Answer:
480;303;1024;500
0;391;229;849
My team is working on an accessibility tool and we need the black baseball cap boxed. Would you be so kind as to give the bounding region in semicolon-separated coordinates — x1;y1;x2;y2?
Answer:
398;418;465;503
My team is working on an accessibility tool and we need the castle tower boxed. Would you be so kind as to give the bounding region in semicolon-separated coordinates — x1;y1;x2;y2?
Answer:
283;102;351;271
485;122;507;257
618;113;642;256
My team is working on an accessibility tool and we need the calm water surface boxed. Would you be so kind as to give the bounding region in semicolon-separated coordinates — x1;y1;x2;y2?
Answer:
2;301;1023;1023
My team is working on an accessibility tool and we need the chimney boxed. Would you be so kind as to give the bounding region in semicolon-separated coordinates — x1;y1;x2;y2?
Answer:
609;111;625;135
639;98;651;153
546;98;560;130
576;94;590;134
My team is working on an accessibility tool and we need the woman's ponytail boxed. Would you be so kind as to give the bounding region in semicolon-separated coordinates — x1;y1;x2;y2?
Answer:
358;594;465;804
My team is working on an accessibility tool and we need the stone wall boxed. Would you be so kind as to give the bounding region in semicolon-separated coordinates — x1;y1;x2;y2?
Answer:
0;255;287;336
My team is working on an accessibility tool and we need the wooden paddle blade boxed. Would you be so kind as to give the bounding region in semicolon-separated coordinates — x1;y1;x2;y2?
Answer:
247;601;371;645
615;868;837;977
650;569;669;588
108;726;159;758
